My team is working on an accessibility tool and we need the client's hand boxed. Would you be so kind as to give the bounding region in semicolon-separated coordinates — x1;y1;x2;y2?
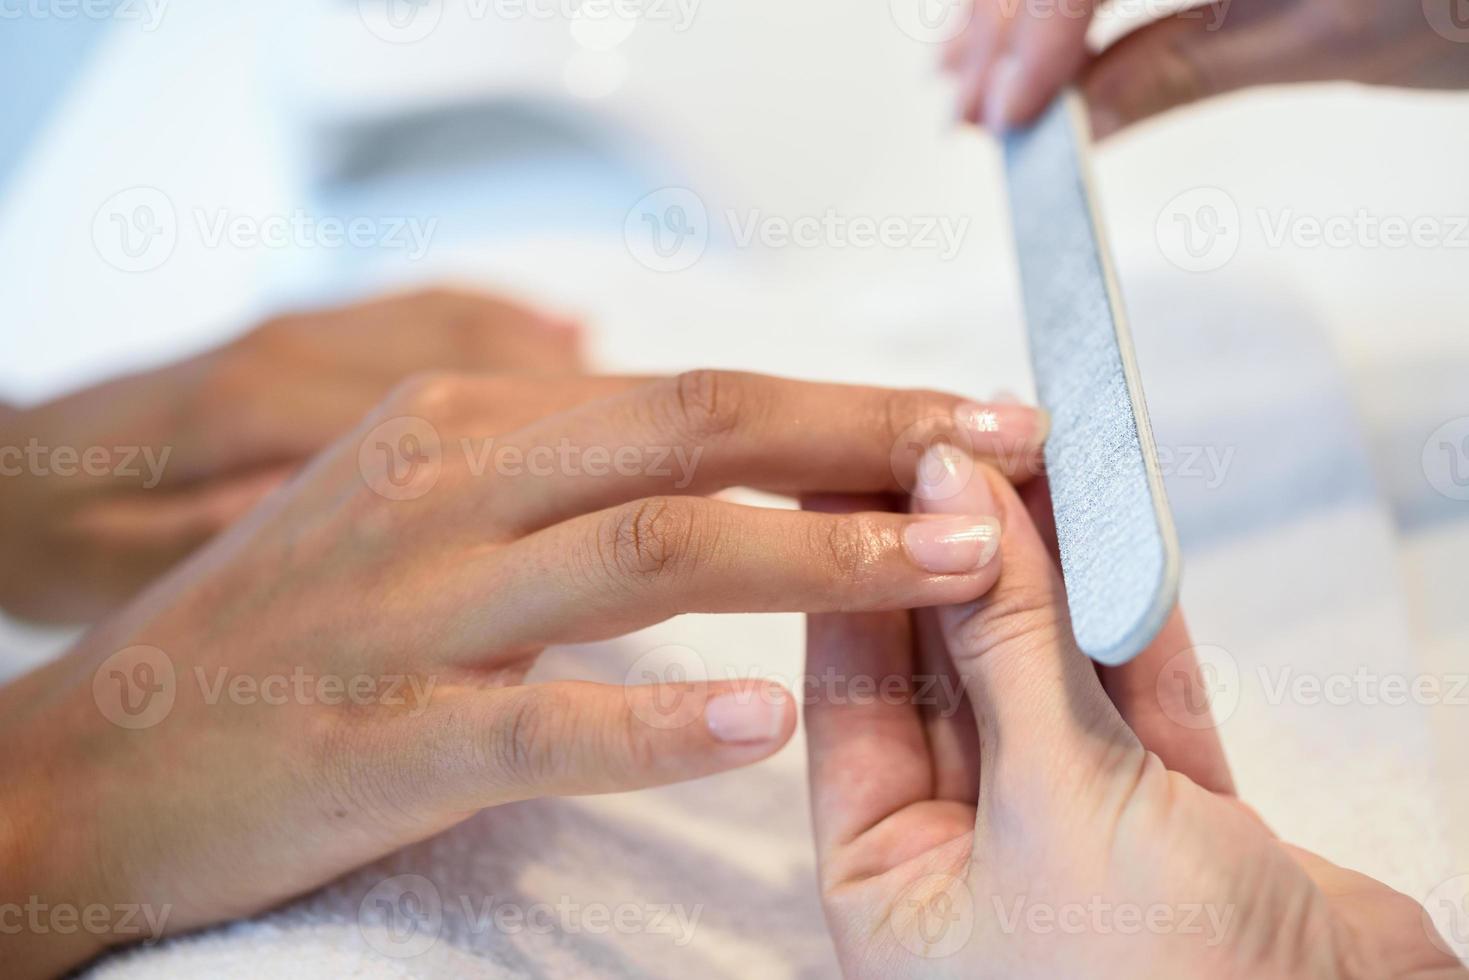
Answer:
0;371;1045;978
0;287;583;623
805;449;1465;978
946;0;1469;135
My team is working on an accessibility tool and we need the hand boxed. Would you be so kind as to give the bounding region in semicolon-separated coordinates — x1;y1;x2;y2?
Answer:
804;448;1465;978
946;0;1469;136
0;287;582;623
0;371;1047;978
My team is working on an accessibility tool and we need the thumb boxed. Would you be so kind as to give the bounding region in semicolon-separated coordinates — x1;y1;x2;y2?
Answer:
913;448;1138;799
399;678;796;811
1082;0;1319;139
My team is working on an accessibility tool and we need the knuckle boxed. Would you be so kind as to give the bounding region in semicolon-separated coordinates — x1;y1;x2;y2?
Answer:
597;497;700;581
878;388;956;455
947;578;1067;665
490;691;565;786
817;514;884;588
386;370;466;418
660;369;747;442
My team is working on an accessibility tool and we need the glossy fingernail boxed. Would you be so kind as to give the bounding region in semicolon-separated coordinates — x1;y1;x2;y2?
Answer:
706;688;786;743
905;515;1001;574
955;401;1050;458
984;54;1023;132
915;444;999;518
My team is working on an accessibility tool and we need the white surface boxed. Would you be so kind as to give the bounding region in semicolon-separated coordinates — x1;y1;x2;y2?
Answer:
2;1;1468;974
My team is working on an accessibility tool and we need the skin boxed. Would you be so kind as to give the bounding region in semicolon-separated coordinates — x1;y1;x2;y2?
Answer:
0;286;583;623
945;0;1469;135
803;453;1468;979
0;369;1047;978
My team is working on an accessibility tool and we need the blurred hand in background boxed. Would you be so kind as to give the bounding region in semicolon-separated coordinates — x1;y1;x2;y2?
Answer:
0;288;583;623
948;0;1469;136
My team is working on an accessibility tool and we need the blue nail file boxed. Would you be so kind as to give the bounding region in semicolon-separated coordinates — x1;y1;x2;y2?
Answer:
1001;91;1179;666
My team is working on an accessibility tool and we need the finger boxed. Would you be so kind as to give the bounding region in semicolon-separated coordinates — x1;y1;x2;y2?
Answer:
1100;608;1236;795
384;678;795;812
483;370;1047;535
1081;0;1313;139
916;450;1138;797
805;608;932;871
475;495;1003;655
800;492;955;866
983;0;1099;131
188;373;647;489
253;287;584;381
913;606;981;804
168;291;593;481
949;1;1015;123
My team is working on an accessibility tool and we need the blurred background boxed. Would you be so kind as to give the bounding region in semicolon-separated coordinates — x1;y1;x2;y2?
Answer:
2;0;1468;973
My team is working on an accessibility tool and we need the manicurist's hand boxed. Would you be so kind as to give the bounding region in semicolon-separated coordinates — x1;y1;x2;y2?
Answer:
0;371;1046;978
0;287;583;623
947;0;1469;135
805;448;1466;978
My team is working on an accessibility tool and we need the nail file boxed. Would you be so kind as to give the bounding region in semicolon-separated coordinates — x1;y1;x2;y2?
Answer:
1001;90;1179;667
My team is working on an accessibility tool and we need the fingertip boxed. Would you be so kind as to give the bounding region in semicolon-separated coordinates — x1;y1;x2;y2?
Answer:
704;681;795;750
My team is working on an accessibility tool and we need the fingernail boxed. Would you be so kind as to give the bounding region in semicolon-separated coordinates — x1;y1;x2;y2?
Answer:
904;515;1001;574
955;401;1050;462
984;54;1023;132
915;444;999;518
705;688;787;743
